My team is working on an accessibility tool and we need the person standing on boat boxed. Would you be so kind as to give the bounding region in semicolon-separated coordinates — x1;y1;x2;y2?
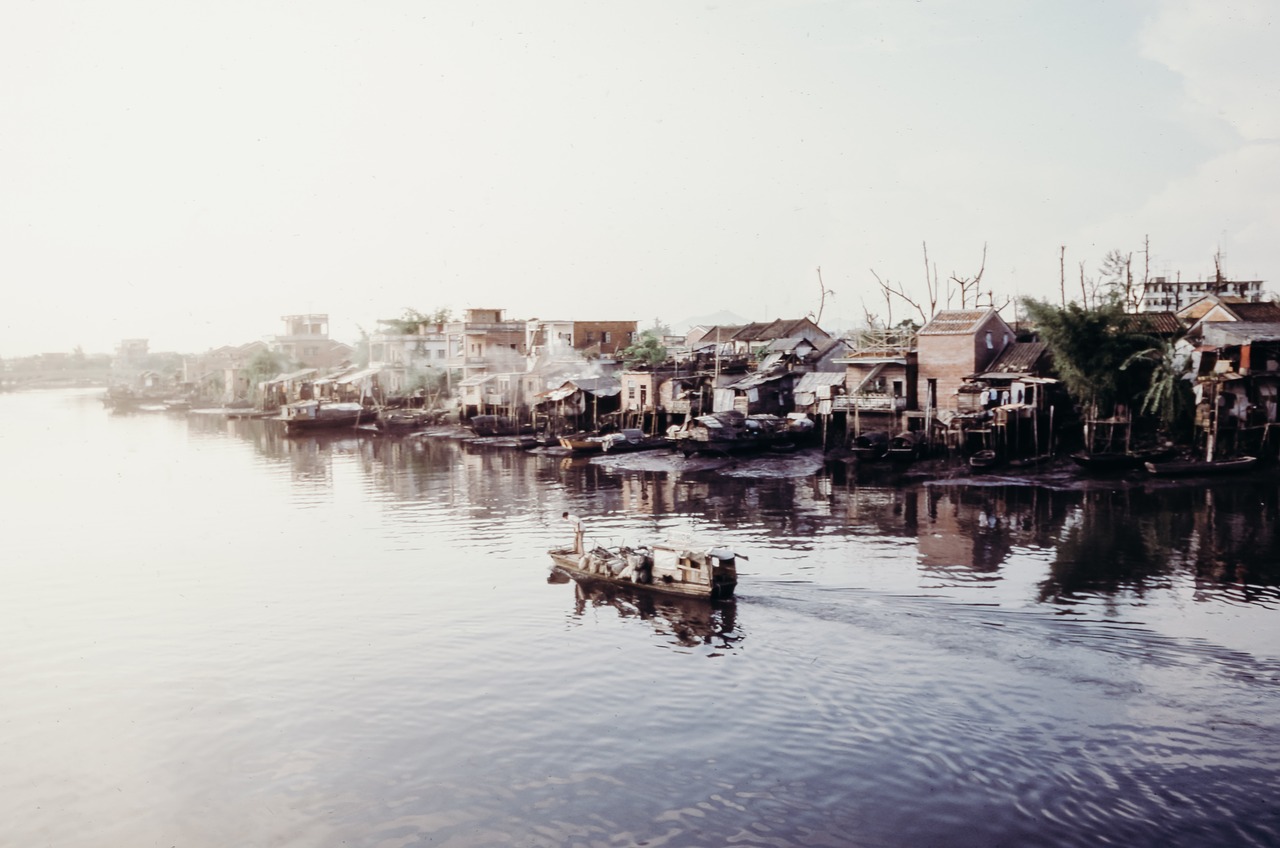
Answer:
562;511;584;554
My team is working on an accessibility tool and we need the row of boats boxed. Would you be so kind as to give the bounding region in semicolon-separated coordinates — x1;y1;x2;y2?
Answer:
242;401;1273;480
278;400;824;457
848;426;1264;479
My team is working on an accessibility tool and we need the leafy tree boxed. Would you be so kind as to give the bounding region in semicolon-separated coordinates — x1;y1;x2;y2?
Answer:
620;332;668;369
1020;298;1150;417
648;317;672;337
380;307;453;335
245;348;290;386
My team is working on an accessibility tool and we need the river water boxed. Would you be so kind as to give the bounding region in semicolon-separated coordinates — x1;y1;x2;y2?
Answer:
2;389;1278;847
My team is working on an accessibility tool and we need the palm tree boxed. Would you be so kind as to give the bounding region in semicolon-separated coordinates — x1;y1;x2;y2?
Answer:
1120;340;1193;437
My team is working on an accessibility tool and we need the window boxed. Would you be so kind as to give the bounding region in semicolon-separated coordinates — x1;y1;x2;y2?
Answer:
985;332;993;349
603;331;611;344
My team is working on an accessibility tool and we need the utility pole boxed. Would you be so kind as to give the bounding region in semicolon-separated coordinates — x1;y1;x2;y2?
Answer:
1059;245;1066;306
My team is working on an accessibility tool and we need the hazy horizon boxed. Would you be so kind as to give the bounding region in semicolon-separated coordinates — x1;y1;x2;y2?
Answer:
5;1;1277;358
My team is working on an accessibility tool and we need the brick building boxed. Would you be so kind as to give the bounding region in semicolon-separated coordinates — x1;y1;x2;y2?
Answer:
917;309;1014;413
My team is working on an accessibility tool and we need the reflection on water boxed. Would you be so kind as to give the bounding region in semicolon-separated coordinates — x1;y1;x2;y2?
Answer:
6;391;1280;848
559;574;741;653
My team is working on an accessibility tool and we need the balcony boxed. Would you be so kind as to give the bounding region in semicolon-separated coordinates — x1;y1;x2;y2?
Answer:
832;394;907;412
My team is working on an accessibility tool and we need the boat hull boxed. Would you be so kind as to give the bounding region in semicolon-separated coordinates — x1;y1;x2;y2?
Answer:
1144;456;1258;477
1071;446;1177;472
548;545;737;600
280;403;376;434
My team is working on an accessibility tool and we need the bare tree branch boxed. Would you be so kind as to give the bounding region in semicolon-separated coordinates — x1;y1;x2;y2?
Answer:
808;266;836;325
872;268;927;325
949;242;988;309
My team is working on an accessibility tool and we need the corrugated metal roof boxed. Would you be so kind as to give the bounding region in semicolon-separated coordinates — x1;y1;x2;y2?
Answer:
919;310;994;335
265;367;318;383
1203;321;1280;346
727;370;792;390
794;372;846;392
547;376;622;397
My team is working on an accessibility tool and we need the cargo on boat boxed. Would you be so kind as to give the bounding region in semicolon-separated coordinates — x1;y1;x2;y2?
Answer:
548;540;741;599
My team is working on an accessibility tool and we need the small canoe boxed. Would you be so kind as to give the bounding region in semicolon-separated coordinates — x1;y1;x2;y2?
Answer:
968;449;1000;470
1071;445;1178;472
1144;456;1259;477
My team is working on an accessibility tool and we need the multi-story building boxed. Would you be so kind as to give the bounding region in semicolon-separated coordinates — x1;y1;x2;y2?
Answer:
916;309;1014;413
270;314;353;372
368;318;448;396
572;321;637;357
444;308;528;381
1139;276;1264;313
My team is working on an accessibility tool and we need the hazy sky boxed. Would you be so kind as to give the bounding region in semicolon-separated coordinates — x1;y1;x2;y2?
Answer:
3;0;1277;356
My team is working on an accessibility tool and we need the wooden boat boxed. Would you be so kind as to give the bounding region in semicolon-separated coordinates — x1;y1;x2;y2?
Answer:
558;432;606;453
376;408;436;434
468;414;532;437
968;449;1001;470
549;540;741;599
887;431;926;463
1070;445;1178;472
1144;456;1259;477
278;400;375;434
598;428;670;453
851;431;890;462
1007;453;1053;469
668;411;787;457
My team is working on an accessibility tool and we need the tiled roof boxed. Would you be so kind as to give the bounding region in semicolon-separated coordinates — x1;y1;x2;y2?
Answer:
981;342;1048;375
919;310;993;335
1118;312;1183;335
1227;302;1280;322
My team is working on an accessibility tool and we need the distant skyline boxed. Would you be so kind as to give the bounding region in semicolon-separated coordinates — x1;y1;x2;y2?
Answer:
4;1;1278;357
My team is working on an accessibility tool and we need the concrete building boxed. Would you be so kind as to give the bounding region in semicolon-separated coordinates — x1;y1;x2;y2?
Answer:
1140;275;1264;313
368;319;448;396
271;314;353;372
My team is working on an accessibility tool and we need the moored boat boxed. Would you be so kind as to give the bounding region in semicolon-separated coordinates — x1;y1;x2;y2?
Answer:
598;428;669;453
1070;445;1178;472
887;430;926;463
968;448;1001;470
558;432;606;453
468;414;532;437
668;411;787;457
376;408;437;434
279;400;375;434
548;540;741;599
851;431;890;462
1144;455;1259;477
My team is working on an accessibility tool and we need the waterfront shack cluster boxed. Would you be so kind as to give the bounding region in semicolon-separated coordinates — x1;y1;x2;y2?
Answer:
84;274;1280;472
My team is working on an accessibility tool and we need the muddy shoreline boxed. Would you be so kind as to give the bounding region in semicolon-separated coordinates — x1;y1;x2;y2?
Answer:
414;426;1268;491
